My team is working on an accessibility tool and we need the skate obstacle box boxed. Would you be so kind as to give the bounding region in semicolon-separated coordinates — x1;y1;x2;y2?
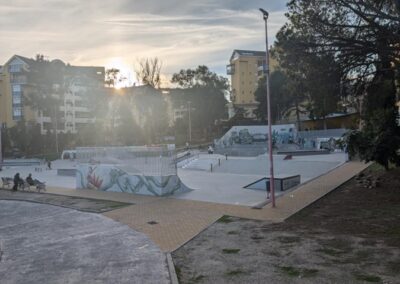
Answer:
75;146;191;197
57;169;77;176
244;174;301;192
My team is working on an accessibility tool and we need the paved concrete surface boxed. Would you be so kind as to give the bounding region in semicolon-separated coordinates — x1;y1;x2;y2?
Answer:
0;190;129;213
0;200;170;284
176;153;346;205
0;160;77;189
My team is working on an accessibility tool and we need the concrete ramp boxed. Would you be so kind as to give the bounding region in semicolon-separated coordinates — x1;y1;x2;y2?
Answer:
76;164;192;196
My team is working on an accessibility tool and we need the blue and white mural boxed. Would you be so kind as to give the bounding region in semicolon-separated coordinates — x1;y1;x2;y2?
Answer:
76;164;191;196
215;124;297;147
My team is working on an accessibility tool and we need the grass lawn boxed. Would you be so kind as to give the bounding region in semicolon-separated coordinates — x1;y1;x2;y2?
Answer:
172;165;400;283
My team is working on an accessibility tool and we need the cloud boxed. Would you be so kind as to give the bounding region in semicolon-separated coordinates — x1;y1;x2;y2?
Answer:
0;0;288;80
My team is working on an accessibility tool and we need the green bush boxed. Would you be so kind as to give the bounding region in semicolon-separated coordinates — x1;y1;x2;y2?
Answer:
347;79;400;170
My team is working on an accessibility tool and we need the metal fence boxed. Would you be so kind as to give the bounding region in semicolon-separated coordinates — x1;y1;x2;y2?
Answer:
75;145;177;176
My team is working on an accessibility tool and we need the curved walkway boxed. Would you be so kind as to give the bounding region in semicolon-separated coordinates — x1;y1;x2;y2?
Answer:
0;200;169;284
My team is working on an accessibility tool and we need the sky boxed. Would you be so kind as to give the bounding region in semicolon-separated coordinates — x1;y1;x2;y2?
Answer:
0;0;288;86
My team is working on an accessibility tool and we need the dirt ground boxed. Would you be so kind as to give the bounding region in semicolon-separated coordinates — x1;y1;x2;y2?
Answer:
172;164;400;283
0;189;130;213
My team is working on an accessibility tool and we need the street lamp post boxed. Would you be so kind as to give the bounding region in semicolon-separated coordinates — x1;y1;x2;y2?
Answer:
187;101;192;143
0;127;3;171
54;105;59;155
260;8;276;207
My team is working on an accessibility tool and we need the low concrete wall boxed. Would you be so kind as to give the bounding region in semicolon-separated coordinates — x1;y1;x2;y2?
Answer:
2;159;42;166
277;150;330;156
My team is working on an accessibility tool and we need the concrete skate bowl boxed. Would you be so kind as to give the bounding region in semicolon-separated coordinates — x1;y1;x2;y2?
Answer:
75;146;192;197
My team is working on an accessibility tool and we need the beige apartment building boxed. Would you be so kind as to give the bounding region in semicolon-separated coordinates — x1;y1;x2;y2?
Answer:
0;55;104;133
0;65;7;128
227;49;277;119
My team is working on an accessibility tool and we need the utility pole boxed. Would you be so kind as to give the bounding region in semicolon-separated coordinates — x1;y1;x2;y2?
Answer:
54;105;59;155
260;8;276;207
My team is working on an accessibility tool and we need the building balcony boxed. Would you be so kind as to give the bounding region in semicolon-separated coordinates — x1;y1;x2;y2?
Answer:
226;64;235;75
10;77;27;84
60;106;89;112
75;117;95;124
37;116;51;123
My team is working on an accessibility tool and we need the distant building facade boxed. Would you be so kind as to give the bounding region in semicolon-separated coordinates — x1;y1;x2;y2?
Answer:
0;65;8;129
227;49;277;119
0;55;104;134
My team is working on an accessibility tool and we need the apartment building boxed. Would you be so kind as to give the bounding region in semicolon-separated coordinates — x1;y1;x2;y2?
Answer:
0;65;7;128
227;49;277;119
0;55;104;134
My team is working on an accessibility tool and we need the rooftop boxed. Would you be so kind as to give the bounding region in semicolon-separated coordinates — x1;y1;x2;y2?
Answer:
230;49;266;61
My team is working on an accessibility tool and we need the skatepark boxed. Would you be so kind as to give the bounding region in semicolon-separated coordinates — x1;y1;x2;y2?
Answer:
0;132;367;284
0;151;347;207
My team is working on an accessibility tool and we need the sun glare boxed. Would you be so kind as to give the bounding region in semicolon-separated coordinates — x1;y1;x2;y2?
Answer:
106;57;135;88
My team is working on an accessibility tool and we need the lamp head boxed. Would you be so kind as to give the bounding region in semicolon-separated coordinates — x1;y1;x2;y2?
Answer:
259;8;269;20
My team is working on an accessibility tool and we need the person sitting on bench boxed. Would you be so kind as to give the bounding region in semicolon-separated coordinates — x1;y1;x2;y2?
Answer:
26;173;35;186
13;173;23;191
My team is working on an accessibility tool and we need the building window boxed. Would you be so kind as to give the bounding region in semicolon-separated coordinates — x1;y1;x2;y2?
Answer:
257;60;266;67
12;84;21;92
12;94;22;105
9;64;23;73
10;74;27;84
13;107;23;119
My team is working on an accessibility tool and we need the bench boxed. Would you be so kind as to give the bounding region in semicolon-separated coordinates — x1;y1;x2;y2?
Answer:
33;180;46;193
1;177;46;192
1;177;13;189
23;180;46;193
20;181;31;191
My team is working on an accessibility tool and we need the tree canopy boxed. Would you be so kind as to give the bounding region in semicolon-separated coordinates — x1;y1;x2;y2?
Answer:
135;57;162;88
171;66;229;139
276;0;400;168
279;0;400;92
